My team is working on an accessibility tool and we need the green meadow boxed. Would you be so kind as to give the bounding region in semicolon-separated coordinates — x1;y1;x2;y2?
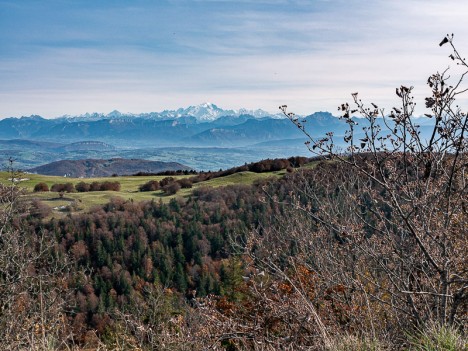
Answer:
0;170;284;215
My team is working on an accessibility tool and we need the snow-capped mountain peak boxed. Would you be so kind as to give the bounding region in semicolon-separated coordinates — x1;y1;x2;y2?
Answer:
107;110;124;118
53;103;286;122
176;103;227;121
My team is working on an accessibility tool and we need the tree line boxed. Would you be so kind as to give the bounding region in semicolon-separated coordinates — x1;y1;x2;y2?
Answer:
34;181;121;193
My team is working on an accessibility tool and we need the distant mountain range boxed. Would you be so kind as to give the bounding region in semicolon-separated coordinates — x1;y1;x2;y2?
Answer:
0;103;340;148
0;103;436;172
51;103;285;122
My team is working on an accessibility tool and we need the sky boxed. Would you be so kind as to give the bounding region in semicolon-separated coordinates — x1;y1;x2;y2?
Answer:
1;0;468;119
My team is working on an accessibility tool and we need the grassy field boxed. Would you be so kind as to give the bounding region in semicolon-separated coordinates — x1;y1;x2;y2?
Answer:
0;170;284;216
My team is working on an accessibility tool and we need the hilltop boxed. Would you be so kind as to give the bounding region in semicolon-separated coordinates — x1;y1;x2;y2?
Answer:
28;158;191;178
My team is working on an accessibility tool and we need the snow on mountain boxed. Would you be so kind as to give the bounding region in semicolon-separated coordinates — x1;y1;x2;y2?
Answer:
179;102;233;121
178;103;287;120
54;103;285;122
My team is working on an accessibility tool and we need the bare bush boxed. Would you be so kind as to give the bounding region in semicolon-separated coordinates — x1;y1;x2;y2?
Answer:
187;35;467;349
29;199;52;219
75;181;91;192
108;284;191;350
33;182;49;192
139;179;160;192
274;35;466;340
0;167;74;349
177;178;193;189
163;181;181;195
51;182;75;193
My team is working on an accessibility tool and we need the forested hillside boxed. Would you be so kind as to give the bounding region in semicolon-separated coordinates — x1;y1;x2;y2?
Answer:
2;153;466;349
0;36;467;351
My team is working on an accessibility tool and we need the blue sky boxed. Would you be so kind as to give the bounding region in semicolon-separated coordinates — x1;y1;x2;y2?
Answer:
1;0;467;118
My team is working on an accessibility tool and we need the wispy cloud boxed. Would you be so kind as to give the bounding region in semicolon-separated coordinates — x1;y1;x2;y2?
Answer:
1;0;468;118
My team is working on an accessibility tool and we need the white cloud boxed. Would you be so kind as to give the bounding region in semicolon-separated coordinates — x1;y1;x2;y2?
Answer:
1;0;468;118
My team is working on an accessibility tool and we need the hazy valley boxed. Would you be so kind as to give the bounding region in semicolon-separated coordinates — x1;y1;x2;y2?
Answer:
0;103;437;175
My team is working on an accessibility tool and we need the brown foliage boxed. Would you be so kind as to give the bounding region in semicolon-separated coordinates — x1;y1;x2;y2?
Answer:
75;181;121;192
163;181;181;195
0;173;74;349
51;182;75;193
29;199;52;219
33;182;49;192
139;179;160;191
186;36;468;350
177;178;193;189
75;181;91;192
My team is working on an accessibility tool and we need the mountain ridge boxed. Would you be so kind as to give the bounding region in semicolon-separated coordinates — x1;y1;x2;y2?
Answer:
0;108;337;145
0;107;375;171
28;158;191;178
17;103;287;122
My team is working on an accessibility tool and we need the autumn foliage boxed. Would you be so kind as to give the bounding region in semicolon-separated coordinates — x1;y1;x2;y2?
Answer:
0;36;466;350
